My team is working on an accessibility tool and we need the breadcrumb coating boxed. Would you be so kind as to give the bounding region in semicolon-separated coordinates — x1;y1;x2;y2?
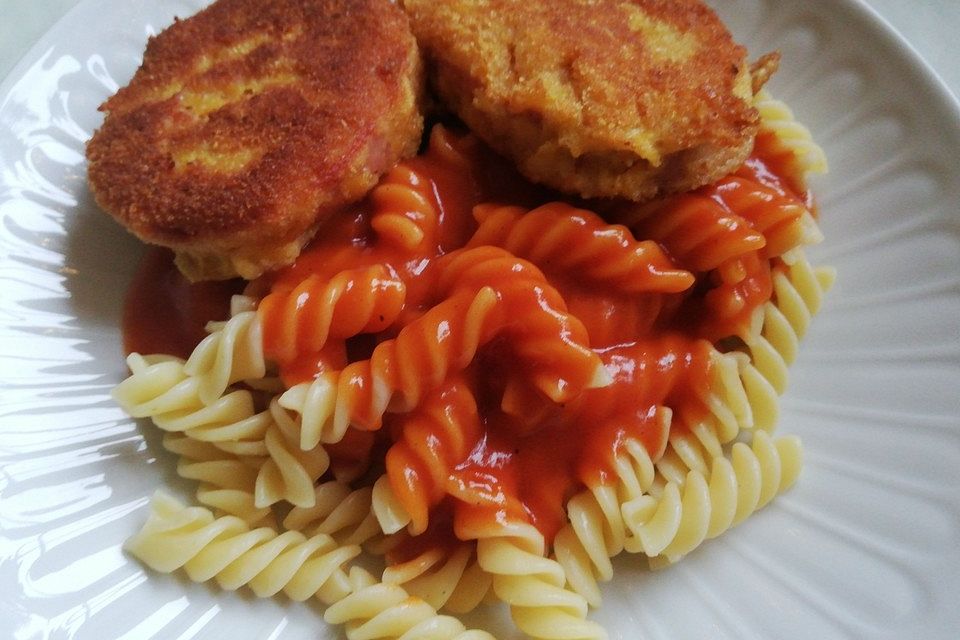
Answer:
404;0;764;201
86;0;424;280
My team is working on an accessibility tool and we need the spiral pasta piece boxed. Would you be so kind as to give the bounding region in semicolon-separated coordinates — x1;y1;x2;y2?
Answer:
371;164;440;253
334;285;500;431
370;124;470;255
283;481;383;548
325;581;496;640
113;354;190;415
471;524;607;640
193;411;272;457
278;371;343;449
113;353;265;443
258;265;406;367
712;174;819;259
382;542;492;614
427;123;474;170
130;495;495;639
622;431;802;563
183;309;266;405
754;89;829;175
552;420;662;607
741;251;836;394
655;349;778;486
468;202;693;293
126;492;361;604
254;399;330;509
436;246;611;402
371;474;414;535
620;191;766;274
162;433;273;528
379;377;483;535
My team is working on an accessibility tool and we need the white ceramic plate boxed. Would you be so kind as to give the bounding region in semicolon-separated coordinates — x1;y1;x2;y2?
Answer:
2;0;959;638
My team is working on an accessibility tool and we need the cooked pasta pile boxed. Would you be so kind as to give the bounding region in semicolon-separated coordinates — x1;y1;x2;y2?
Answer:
116;91;832;640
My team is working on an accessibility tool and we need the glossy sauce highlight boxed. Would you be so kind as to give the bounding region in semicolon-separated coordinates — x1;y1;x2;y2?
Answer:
123;126;809;547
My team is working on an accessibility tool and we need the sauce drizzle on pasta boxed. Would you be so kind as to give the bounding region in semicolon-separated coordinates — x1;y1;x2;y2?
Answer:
123;126;811;550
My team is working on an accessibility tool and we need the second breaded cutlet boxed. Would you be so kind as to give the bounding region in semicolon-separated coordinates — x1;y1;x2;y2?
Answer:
86;0;424;280
404;0;766;202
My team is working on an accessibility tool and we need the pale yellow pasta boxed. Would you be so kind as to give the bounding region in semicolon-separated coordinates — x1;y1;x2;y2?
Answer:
254;399;330;509
183;307;266;405
440;554;495;615
741;250;836;394
325;581;496;640
382;542;492;614
370;474;413;535
622;431;802;564
283;482;383;548
754;89;829;175
129;495;495;639
112;353;262;444
655;349;765;487
553;431;659;607
278;371;343;449
162;433;272;527
732;352;781;432
113;354;204;419
196;486;275;528
553;347;774;606
127;492;360;602
462;519;607;640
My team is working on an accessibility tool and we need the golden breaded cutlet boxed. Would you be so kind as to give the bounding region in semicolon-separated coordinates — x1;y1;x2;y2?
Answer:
86;0;424;280
404;0;766;202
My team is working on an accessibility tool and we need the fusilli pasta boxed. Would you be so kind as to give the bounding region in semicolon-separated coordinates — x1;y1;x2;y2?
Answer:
117;85;831;640
435;246;611;401
471;524;607;640
622;430;802;563
125;491;360;602
325;579;497;640
379;377;483;535
382;541;492;614
754;89;829;176
468;201;694;293
371;164;441;253
552;413;665;607
183;307;266;405
162;433;273;527
327;285;500;432
253;399;330;508
258;265;406;368
283;481;383;548
740;251;836;394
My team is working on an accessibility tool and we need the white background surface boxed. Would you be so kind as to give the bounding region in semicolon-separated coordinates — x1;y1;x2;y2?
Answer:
2;0;960;99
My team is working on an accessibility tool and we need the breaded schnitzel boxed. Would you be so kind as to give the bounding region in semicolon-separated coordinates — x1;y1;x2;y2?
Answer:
404;0;765;202
86;0;424;280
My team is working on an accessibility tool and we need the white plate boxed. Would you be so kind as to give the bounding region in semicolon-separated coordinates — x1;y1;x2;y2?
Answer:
2;0;959;638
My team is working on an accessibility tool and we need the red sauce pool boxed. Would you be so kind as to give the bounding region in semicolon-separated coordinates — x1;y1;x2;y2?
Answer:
123;247;242;359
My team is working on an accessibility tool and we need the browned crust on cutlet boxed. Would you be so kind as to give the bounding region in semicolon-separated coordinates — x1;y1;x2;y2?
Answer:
404;0;761;202
86;0;424;280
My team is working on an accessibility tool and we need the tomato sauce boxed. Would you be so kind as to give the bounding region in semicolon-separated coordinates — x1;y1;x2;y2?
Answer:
122;124;809;548
122;247;243;359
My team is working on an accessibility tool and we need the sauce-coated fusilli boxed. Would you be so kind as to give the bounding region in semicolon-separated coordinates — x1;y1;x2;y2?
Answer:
119;89;830;640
